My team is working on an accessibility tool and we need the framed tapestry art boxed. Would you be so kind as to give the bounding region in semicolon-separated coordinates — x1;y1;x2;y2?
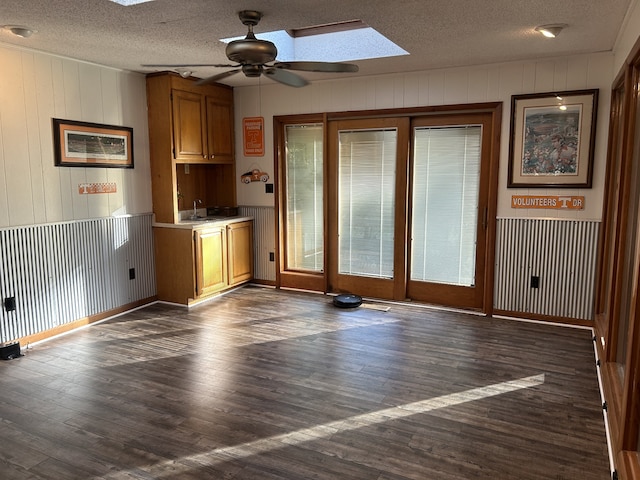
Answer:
53;118;134;168
508;89;598;188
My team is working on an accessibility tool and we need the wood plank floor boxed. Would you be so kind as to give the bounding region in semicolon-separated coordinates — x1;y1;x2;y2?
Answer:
0;286;609;479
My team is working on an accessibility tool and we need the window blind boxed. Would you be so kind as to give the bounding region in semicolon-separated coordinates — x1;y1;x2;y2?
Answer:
338;129;397;278
285;124;324;271
411;125;481;286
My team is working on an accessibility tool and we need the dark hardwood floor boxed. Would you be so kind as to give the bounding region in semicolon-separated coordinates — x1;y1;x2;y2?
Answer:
0;286;610;479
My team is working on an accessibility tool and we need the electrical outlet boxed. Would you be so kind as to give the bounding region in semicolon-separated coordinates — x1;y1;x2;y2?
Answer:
269;252;275;262
265;183;274;194
4;297;16;312
129;268;136;280
530;276;540;288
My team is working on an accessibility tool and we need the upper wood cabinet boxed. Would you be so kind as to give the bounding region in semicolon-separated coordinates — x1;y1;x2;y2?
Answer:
172;88;234;164
206;95;234;163
172;89;208;162
146;72;236;223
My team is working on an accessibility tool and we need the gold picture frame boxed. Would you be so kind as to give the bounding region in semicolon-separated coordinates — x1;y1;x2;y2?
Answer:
53;118;134;168
508;89;598;188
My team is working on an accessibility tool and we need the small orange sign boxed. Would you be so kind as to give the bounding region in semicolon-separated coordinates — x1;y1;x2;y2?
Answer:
243;116;264;156
511;195;585;210
78;182;117;194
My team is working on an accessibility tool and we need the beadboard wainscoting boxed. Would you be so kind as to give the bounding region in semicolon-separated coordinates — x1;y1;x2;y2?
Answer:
239;206;276;283
494;218;600;321
0;214;156;343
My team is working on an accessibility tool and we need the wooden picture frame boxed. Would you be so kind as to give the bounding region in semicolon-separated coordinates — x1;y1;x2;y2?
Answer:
53;118;134;168
507;89;598;188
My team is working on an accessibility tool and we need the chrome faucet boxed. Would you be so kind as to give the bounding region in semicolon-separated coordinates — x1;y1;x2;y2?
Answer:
191;199;202;219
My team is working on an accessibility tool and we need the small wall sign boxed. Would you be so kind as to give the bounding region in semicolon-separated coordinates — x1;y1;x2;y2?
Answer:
78;182;117;194
511;195;585;210
243;116;264;156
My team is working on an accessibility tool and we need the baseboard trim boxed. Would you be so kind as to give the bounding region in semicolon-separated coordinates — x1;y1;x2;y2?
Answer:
18;296;157;347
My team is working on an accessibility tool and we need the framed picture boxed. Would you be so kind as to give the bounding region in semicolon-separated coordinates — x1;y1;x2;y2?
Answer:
53;118;134;168
508;89;598;188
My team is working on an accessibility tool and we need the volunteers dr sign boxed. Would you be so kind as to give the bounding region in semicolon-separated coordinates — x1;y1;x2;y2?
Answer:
511;195;585;210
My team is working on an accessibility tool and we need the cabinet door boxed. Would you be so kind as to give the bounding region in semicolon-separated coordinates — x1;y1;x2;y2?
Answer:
172;89;208;163
227;221;254;285
195;227;227;296
206;96;234;164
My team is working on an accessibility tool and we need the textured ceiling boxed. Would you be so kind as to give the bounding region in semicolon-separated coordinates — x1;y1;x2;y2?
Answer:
0;0;633;87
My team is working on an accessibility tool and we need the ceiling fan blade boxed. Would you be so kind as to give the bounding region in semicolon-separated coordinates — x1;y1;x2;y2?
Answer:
273;61;359;73
263;68;308;88
195;69;241;86
141;63;238;68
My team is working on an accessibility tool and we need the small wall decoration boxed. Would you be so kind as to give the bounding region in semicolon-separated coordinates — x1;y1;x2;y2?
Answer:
511;195;585;210
243;116;264;156
241;165;269;184
508;89;598;188
53;118;134;168
78;183;117;194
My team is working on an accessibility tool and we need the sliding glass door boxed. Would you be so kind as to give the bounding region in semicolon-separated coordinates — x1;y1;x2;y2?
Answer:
328;118;409;299
407;114;493;309
276;106;499;310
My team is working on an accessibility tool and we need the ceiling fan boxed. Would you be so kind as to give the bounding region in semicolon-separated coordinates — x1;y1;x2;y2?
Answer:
143;10;359;88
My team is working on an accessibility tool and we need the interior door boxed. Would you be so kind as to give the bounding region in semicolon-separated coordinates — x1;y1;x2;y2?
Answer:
328;118;409;300
407;113;494;309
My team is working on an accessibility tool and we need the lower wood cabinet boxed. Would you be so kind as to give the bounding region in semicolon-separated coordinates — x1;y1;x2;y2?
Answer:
154;219;253;305
227;220;253;286
195;226;227;296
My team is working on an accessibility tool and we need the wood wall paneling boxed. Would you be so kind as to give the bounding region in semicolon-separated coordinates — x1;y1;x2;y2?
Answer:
234;54;613;220
0;44;151;229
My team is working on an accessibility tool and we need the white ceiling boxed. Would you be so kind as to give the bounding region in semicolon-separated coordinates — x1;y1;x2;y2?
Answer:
0;0;634;88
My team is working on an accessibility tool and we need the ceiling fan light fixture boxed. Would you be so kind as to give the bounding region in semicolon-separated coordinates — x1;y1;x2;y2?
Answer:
241;64;264;77
535;24;566;38
3;25;36;38
226;37;277;65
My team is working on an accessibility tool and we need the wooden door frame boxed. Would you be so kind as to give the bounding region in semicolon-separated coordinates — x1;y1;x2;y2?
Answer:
274;114;328;292
594;67;631;352
273;102;501;315
406;112;498;311
326;117;410;300
594;33;640;480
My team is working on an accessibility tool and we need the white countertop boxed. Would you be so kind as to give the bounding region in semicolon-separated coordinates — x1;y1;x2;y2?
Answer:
153;216;253;230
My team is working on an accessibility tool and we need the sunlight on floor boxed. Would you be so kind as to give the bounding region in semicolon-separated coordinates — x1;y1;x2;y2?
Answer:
74;315;403;367
101;374;545;478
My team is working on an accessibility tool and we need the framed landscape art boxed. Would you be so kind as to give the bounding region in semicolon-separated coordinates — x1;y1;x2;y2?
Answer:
507;89;598;188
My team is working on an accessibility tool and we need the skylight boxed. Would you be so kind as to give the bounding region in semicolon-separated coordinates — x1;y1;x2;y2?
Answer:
108;0;155;5
222;20;408;63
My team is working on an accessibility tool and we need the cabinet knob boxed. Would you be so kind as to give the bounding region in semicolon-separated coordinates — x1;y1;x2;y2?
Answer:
210;154;215;159
202;154;206;159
